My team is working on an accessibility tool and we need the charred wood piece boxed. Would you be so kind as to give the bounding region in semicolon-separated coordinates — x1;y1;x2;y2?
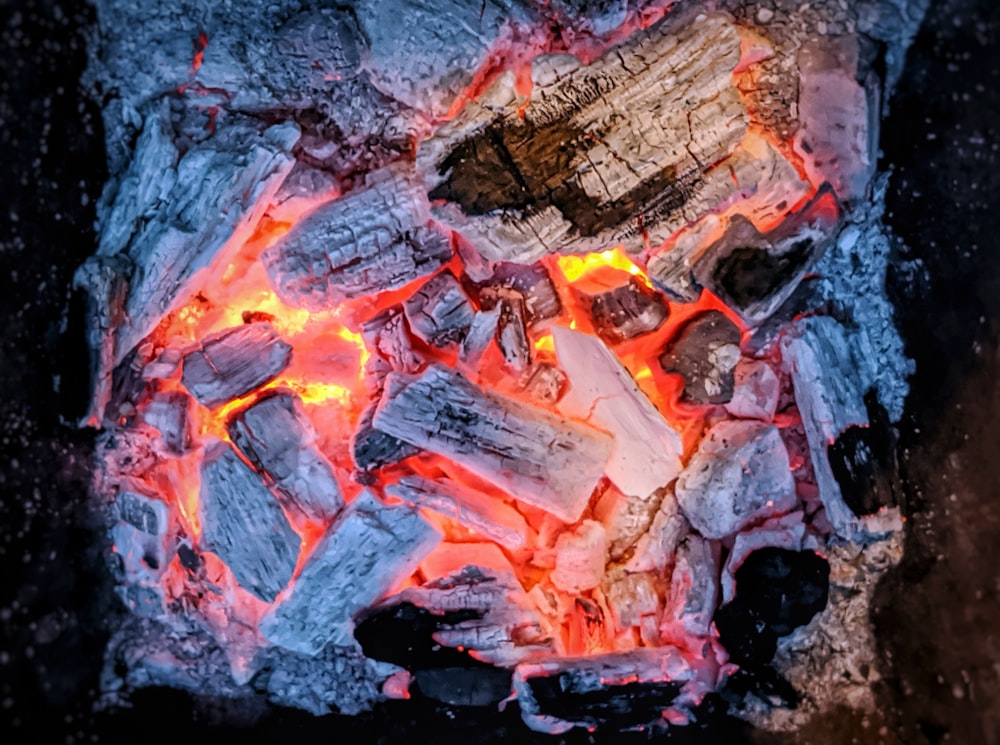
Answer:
141;389;191;455
458;307;501;366
198;442;299;603
659;311;741;405
554;327;683;499
419;14;752;264
675;420;796;540
403;270;475;347
93;117;299;366
361;306;424;374
497;295;532;371
351;395;421;474
386;475;529;550
260;490;441;655
724;359;780;421
520;362;567;404
663;535;719;638
571;268;669;344
263;167;453;311
372;565;556;669
227;391;345;523
781;316;899;538
513;648;721;734
181;322;292;408
593;484;663;563
474;262;562;325
111;491;174;590
624;491;688;574
551;520;607;593
601;568;661;638
372;365;613;524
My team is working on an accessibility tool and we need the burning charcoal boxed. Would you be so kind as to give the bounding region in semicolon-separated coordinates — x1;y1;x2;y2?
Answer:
458;306;500;366
386;475;529;550
263;166;453;311
260;490;441;655
601;568;661;637
497;295;531;371
624;492;688;574
780;316;893;539
554;327;683;499
227;390;344;522
402;270;475;347
675;421;797;539
361;306;423;374
198;442;299;603
372;365;613;524
520;362;567;404
475;262;562;325
512;648;721;734
592;484;663;562
367;564;555;669
351;396;421;473
419;14;759;264
181;322;292;408
663;535;719;638
571;267;669;344
84;118;299;370
141;389;191;454
659;311;741;405
551;520;607;593
724;358;780;421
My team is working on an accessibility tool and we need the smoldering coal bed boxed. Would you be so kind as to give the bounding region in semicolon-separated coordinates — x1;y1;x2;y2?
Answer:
76;0;924;737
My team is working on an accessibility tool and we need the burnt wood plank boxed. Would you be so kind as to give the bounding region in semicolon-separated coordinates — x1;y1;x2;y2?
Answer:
198;442;299;603
260;490;441;655
181;322;292;408
227;390;345;522
372;364;613;524
263;166;454;311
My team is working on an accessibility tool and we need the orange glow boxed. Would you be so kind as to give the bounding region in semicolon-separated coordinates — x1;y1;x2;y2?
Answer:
556;247;649;286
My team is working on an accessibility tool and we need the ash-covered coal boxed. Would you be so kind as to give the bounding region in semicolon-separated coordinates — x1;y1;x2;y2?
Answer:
77;0;926;736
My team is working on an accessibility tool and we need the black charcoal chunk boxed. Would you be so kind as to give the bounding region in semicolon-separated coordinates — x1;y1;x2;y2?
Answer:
659;311;741;404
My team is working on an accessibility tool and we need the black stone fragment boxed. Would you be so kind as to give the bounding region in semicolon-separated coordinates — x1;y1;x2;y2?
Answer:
659;310;741;404
829;390;900;516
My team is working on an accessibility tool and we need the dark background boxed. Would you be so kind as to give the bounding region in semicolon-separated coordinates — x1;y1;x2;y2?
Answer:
0;0;997;742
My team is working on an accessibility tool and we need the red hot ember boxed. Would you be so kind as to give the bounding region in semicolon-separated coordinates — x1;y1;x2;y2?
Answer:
81;0;920;734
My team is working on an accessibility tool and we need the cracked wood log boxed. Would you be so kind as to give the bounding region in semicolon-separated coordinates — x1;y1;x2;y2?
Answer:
227;390;345;523
386;475;529;550
260;490;441;655
263;167;454;311
402;270;475;347
675;420;797;539
419;13;778;263
553;326;682;499
372;364;613;524
198;442;300;603
180;322;292;408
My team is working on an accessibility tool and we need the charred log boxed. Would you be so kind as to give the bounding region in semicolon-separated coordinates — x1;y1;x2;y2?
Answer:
180;322;292;408
371;365;613;524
